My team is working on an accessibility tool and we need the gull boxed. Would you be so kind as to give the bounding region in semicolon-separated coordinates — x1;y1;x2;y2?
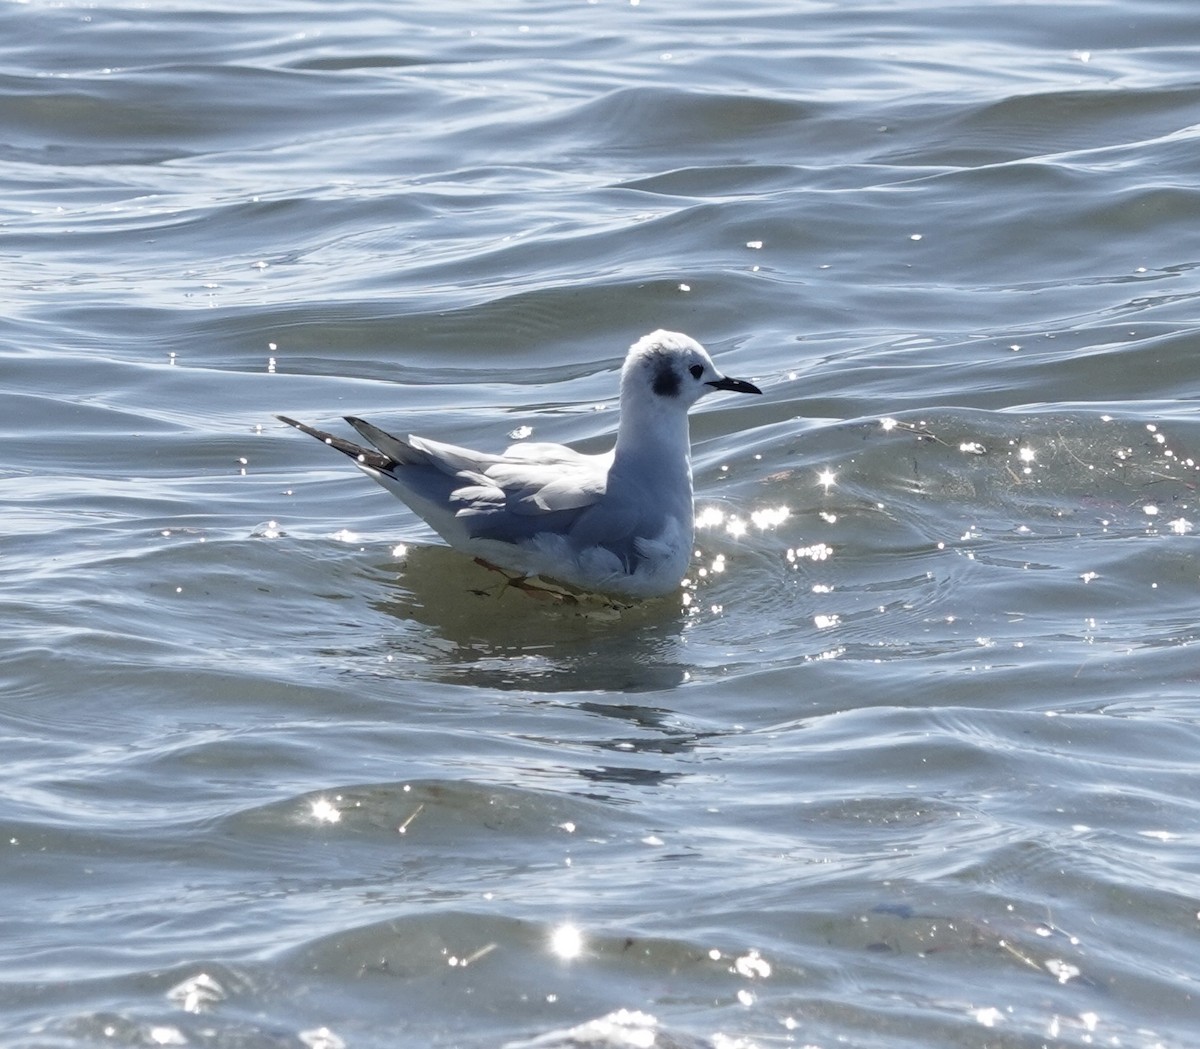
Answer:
278;330;761;598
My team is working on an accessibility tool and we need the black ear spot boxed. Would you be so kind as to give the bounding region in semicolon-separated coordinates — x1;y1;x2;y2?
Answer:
689;364;704;380
652;360;681;397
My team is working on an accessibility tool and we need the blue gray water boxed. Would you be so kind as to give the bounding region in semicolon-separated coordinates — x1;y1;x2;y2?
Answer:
4;2;1200;1047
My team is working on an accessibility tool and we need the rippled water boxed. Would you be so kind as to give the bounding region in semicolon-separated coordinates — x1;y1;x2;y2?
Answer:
4;2;1200;1047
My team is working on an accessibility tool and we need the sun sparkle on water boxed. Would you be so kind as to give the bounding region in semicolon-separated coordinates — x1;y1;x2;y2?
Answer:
310;798;341;824
550;923;583;959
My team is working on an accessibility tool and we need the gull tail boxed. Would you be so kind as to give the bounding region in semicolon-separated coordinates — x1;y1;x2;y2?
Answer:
278;414;475;548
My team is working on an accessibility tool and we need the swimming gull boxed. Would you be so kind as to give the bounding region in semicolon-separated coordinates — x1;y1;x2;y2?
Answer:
278;330;761;598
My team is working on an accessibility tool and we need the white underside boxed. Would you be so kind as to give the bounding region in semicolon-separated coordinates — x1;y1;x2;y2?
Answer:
463;515;692;598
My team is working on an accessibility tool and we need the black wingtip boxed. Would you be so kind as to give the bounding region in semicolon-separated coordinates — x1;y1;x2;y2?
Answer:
275;413;393;470
275;414;335;443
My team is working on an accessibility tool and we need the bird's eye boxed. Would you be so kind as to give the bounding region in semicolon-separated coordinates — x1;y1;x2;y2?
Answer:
689;364;704;380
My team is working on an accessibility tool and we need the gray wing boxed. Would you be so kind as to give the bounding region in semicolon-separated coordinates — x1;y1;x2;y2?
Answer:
345;416;634;550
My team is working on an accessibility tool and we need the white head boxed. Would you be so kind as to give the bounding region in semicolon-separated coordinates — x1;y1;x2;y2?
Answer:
619;330;761;412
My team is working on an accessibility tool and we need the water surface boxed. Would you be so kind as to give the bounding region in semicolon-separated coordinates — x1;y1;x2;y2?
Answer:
3;2;1200;1047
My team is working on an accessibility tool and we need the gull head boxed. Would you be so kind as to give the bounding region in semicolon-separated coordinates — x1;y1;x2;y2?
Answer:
620;330;762;413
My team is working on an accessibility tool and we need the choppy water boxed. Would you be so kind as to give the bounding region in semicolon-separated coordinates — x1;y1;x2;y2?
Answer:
4;2;1200;1047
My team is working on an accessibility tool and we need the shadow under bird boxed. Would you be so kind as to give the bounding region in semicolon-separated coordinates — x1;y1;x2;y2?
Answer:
278;330;762;598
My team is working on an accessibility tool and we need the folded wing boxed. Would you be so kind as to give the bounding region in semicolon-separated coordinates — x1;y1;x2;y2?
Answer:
343;416;626;548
